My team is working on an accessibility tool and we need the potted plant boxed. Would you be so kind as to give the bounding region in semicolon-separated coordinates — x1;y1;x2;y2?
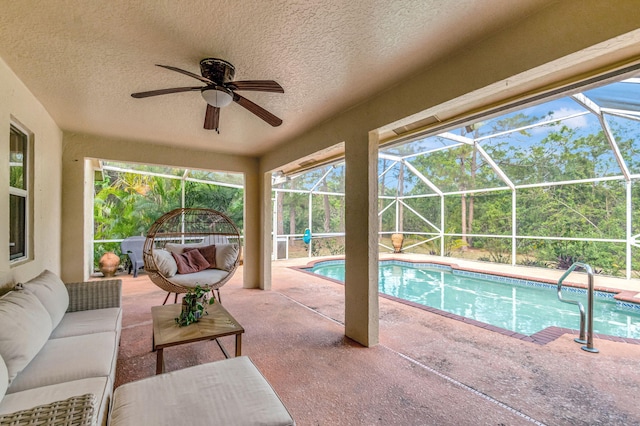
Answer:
175;285;215;327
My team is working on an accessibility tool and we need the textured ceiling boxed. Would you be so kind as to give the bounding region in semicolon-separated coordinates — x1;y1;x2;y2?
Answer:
0;0;552;156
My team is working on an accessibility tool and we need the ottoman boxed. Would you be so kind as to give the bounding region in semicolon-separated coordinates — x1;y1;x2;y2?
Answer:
109;356;294;425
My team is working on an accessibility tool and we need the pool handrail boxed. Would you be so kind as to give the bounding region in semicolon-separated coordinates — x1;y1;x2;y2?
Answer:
557;262;599;353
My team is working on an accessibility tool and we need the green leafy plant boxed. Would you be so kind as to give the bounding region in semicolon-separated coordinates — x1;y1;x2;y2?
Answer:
518;257;550;268
556;253;582;270
175;285;215;327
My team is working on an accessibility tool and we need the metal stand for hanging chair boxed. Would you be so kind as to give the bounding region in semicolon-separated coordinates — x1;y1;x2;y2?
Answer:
143;208;242;304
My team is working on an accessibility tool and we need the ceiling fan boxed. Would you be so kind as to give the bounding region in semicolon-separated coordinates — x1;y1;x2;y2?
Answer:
131;58;284;133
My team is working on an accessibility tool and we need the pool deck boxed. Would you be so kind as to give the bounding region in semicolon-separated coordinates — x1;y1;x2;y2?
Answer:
114;256;640;425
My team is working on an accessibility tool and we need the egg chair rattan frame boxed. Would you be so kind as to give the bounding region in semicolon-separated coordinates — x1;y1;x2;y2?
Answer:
143;208;242;303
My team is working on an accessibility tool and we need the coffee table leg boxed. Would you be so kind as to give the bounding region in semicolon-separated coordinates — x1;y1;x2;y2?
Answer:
235;334;242;356
156;348;164;375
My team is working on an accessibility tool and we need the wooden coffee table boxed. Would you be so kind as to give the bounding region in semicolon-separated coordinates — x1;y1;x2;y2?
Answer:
151;302;245;374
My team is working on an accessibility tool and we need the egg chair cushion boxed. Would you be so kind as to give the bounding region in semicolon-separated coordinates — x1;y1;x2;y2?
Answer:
153;250;178;277
215;244;239;272
165;242;207;255
167;269;230;289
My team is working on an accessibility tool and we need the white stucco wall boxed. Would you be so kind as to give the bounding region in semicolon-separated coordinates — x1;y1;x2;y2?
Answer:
0;58;63;289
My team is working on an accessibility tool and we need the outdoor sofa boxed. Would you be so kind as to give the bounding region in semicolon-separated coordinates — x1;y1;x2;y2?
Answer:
0;270;122;425
0;270;294;425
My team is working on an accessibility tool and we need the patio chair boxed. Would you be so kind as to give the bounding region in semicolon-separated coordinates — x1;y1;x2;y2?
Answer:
121;236;146;278
143;208;242;304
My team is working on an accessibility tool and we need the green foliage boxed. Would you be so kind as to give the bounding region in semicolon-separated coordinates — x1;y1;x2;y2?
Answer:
184;181;243;228
425;232;467;256
474;237;511;264
526;239;625;276
309;237;345;256
94;167;243;271
275;166;346;236
9;166;24;188
518;257;550;269
175;285;215;327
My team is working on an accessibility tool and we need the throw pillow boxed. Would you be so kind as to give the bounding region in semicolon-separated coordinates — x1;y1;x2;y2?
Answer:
153;249;178;277
171;249;210;274
20;270;69;329
0;291;52;383
215;244;239;272
185;245;217;269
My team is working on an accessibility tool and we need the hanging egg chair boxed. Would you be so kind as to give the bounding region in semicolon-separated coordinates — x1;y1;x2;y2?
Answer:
143;208;242;304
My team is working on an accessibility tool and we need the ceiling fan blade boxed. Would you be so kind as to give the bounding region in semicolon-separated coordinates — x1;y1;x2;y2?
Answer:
233;93;282;127
204;104;220;131
227;80;284;93
131;86;203;98
156;64;213;84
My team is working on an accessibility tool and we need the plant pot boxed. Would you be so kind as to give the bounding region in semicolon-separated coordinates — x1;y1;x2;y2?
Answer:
181;297;204;319
99;252;120;277
391;233;404;253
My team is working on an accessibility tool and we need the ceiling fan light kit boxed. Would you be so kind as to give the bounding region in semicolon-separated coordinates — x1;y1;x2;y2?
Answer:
201;86;233;107
131;57;283;133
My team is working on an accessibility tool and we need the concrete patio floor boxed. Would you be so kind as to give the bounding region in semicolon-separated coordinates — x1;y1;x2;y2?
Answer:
113;257;640;425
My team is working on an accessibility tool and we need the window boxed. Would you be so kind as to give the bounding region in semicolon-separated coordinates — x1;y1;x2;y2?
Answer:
9;125;28;261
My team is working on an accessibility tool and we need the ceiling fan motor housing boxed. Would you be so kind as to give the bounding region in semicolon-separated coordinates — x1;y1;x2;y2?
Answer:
200;58;235;84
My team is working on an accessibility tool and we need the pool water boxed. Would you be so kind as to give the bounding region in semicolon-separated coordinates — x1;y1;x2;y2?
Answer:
308;260;640;339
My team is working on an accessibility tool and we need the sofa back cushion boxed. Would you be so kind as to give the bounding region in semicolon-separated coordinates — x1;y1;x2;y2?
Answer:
0;355;7;400
0;291;52;383
21;269;69;328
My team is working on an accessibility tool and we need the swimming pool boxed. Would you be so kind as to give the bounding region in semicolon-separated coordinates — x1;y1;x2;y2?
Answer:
306;260;640;340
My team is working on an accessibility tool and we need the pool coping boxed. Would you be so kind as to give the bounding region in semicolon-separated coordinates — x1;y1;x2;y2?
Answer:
291;256;640;346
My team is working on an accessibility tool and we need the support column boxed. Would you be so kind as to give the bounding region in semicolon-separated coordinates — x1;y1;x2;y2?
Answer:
344;131;379;347
61;146;89;282
259;172;273;290
243;168;261;289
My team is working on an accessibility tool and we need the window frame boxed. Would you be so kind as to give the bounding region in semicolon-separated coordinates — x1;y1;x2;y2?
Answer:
9;123;30;263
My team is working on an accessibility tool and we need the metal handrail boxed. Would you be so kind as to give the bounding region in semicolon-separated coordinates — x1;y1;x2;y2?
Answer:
557;262;599;353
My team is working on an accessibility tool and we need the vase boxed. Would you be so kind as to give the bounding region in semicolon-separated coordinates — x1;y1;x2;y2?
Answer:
99;252;120;277
391;233;404;253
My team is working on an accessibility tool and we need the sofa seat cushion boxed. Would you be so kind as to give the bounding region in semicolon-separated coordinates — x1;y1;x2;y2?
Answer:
0;377;111;426
110;356;294;426
7;331;118;394
50;308;122;340
168;268;229;288
21;269;69;328
0;291;53;384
